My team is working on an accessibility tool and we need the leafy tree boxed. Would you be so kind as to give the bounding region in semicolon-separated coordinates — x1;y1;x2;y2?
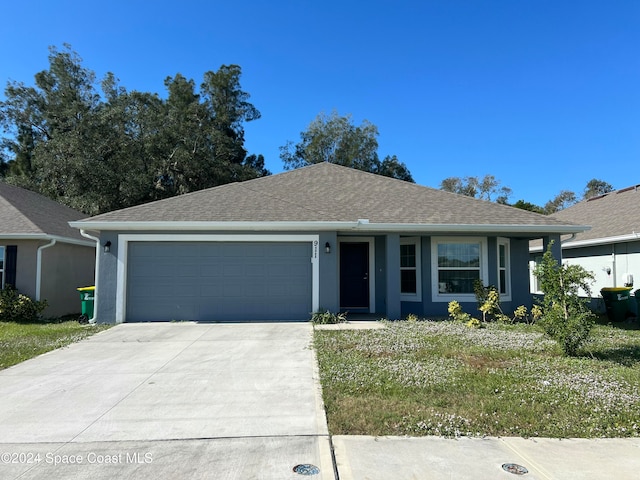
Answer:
98;74;167;209
374;155;413;182
533;243;596;356
583;178;613;199
0;151;7;177
440;176;477;197
440;175;512;203
543;190;577;215
0;45;107;212
280;110;413;181
0;45;267;214
200;65;266;183
244;153;270;177
537;179;613;216
511;199;544;214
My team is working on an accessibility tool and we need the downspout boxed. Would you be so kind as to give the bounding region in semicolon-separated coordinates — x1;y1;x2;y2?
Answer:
561;233;577;245
612;244;617;288
36;239;57;301
80;230;100;324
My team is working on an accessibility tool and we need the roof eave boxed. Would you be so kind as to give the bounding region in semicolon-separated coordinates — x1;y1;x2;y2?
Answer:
354;223;589;234
530;232;640;253
0;233;96;247
69;220;590;235
556;232;640;250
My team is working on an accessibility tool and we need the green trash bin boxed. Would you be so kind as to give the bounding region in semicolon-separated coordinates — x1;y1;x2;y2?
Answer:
600;287;633;322
77;286;95;323
635;289;640;318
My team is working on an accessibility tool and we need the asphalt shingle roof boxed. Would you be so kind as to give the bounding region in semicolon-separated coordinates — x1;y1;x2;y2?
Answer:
0;182;88;240
546;185;640;243
79;163;581;230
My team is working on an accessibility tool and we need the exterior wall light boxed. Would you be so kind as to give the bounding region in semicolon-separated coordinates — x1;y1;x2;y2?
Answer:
325;242;331;254
104;241;112;253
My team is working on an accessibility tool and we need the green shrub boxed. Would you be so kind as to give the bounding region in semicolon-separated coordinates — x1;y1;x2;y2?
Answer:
0;285;48;323
533;243;596;356
311;309;347;325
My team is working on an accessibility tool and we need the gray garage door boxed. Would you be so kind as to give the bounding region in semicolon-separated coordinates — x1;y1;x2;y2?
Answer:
126;242;312;322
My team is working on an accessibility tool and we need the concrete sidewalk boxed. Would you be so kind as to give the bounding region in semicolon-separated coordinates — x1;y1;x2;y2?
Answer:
0;322;333;479
333;434;640;479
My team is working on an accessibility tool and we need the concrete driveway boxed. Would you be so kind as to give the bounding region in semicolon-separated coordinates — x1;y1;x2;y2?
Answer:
0;322;334;479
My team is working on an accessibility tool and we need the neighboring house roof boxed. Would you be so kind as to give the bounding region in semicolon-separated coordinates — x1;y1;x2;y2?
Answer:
0;182;91;244
72;163;586;235
531;184;640;251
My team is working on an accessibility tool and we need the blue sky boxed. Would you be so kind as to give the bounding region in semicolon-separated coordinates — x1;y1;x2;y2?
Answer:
1;0;638;206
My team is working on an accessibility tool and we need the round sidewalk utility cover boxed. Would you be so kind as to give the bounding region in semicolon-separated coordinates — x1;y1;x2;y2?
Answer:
502;463;529;475
293;464;320;475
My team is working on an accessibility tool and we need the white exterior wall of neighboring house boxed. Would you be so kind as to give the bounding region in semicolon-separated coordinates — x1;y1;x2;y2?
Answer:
530;240;640;308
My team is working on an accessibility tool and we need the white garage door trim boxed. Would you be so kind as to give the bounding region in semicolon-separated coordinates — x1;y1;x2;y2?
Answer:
116;234;320;324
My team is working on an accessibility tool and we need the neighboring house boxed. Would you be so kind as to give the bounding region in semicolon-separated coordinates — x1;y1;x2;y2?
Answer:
530;185;640;312
70;163;586;323
0;182;96;317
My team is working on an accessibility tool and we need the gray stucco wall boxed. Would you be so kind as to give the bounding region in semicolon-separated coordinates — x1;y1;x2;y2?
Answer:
374;236;387;315
95;232;119;323
318;231;338;312
385;234;401;320
94;230;553;323
510;238;534;310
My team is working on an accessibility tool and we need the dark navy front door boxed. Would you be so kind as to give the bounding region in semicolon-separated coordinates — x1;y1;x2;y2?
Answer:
340;242;369;310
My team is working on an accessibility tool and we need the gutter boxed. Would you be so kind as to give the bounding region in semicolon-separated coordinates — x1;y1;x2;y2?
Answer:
69;220;590;235
530;232;640;253
35;239;56;301
79;230;99;324
562;232;640;249
0;233;95;247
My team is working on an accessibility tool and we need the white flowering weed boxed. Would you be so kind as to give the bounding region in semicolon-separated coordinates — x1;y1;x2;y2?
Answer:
315;320;640;438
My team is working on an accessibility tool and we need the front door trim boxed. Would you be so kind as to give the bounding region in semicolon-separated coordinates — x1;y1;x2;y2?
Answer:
338;237;375;313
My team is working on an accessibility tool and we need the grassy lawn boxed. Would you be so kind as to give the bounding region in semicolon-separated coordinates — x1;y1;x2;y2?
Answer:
0;321;112;370
314;320;640;438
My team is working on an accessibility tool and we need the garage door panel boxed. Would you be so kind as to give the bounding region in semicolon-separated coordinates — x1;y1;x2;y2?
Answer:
200;264;224;276
131;284;198;298
245;264;266;276
126;241;312;322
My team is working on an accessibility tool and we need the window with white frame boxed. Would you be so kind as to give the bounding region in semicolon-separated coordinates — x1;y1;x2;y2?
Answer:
431;237;488;301
400;237;421;301
0;246;4;288
497;238;511;299
529;256;543;294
